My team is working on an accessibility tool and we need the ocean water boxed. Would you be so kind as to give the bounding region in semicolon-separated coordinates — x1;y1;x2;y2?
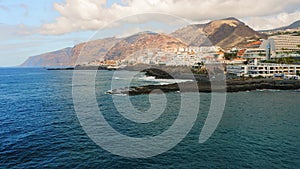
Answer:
0;68;299;168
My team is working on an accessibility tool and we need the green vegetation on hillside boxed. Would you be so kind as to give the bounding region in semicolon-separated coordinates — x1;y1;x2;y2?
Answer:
224;52;238;60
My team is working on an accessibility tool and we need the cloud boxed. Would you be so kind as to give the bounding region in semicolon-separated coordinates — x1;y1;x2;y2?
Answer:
0;24;38;41
40;0;300;34
0;23;94;66
243;11;300;30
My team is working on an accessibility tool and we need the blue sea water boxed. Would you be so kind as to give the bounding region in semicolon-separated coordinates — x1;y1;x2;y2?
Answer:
0;68;299;168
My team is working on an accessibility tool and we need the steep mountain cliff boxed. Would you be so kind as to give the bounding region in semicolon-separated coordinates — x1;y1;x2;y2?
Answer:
171;17;266;49
21;47;73;67
21;37;120;67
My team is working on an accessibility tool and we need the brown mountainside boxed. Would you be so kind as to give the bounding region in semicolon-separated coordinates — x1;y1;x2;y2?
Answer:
20;47;73;67
105;32;187;60
171;17;266;49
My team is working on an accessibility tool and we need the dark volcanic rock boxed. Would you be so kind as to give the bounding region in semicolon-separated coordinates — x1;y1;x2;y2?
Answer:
226;79;300;92
141;66;204;80
108;79;300;95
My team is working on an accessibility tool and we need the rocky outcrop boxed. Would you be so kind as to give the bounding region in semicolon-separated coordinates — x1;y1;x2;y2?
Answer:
108;79;300;95
141;66;209;80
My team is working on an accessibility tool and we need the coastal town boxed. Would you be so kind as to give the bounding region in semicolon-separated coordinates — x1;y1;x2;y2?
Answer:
86;32;300;80
21;17;300;81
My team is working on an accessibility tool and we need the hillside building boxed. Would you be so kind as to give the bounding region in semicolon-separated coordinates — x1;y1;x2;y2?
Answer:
260;35;300;59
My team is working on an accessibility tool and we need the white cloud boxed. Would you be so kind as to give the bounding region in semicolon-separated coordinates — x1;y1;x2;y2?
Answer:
0;24;38;41
243;11;300;30
40;0;300;34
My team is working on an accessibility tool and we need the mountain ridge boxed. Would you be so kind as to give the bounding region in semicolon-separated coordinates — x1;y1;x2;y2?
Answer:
171;17;266;49
260;20;300;32
21;17;270;67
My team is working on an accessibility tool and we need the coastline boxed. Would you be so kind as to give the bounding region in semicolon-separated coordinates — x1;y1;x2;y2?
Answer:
45;65;300;95
107;79;300;95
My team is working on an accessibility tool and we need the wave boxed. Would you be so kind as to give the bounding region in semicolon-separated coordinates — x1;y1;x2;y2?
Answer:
112;76;128;80
139;75;193;85
105;89;128;96
255;89;300;92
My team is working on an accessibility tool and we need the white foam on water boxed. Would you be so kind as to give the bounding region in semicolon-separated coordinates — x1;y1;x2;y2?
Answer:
139;75;193;85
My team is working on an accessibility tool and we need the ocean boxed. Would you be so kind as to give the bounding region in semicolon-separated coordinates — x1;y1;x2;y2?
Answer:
0;68;299;168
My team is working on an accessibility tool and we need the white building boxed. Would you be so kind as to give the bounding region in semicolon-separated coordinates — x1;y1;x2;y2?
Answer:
227;63;300;77
260;35;300;59
242;48;266;60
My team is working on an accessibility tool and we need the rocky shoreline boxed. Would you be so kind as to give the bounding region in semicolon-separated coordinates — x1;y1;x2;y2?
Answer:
107;79;300;95
46;65;300;95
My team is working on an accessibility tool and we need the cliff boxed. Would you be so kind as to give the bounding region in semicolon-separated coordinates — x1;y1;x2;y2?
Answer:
21;37;120;67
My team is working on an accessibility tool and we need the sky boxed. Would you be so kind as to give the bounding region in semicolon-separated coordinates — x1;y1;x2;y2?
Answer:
0;0;300;67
